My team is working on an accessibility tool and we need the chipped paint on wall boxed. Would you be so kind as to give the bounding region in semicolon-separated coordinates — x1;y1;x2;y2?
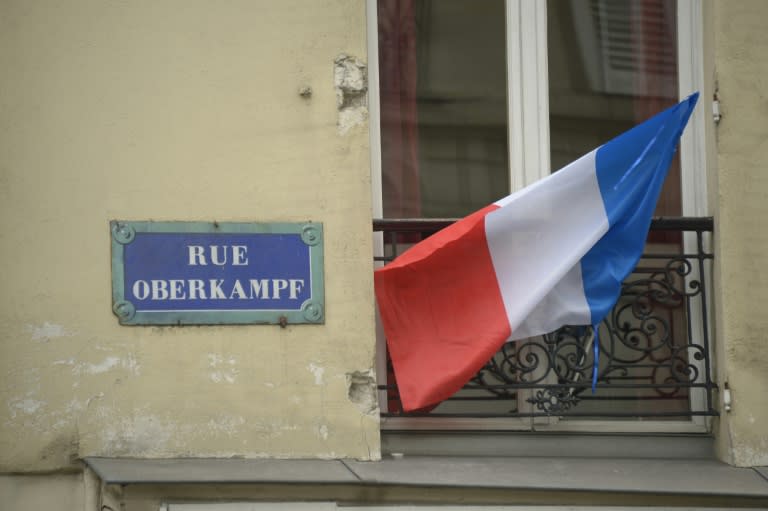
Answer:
334;54;368;135
205;414;246;437
346;369;378;415
208;353;238;384
99;410;176;455
53;355;141;376
27;322;73;342
8;399;45;418
97;410;250;454
307;363;325;385
250;419;300;440
79;357;119;375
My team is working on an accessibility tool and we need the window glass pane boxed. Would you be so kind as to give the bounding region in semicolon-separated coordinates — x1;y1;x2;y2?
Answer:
378;0;508;218
549;0;691;420
548;0;679;217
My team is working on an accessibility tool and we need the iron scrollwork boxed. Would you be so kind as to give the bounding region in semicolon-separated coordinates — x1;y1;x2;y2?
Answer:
471;255;708;415
375;217;716;418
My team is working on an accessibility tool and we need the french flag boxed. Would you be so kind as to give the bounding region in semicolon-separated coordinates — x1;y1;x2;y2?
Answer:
375;93;699;412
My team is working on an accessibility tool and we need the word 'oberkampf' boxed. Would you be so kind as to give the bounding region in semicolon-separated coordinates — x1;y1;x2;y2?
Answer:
130;244;305;301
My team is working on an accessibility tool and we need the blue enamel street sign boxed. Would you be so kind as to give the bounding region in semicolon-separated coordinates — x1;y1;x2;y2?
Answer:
110;221;324;325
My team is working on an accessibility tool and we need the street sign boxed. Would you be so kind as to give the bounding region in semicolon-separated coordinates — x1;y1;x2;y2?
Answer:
110;221;324;325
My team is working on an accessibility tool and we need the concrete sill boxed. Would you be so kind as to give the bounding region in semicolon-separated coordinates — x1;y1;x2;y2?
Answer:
84;456;768;504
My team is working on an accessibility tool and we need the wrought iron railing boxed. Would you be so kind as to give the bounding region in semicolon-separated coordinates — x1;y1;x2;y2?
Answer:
374;217;717;419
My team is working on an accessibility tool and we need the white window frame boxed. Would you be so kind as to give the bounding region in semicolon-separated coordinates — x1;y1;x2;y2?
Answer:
368;0;709;433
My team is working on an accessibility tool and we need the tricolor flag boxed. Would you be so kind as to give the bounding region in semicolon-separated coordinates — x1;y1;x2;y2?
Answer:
375;93;699;412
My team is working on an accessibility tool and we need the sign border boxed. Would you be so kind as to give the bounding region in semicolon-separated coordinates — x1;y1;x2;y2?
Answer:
110;220;324;325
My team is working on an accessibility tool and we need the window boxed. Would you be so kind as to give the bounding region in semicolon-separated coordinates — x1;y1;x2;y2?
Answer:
369;0;711;431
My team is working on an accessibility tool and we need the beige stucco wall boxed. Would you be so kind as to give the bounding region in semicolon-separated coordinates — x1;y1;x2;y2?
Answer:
0;474;88;510
3;0;768;490
712;0;768;466
0;0;378;473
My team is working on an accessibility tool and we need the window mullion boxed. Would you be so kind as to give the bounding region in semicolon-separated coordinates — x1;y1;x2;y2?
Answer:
506;0;552;428
506;0;551;192
678;0;711;430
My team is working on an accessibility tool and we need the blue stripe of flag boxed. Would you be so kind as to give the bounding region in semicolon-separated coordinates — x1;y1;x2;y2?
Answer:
580;93;699;325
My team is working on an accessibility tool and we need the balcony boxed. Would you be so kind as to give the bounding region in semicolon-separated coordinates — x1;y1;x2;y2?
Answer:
374;217;717;422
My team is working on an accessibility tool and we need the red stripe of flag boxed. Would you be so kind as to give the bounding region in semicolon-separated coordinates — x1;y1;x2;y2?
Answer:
374;205;510;411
